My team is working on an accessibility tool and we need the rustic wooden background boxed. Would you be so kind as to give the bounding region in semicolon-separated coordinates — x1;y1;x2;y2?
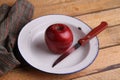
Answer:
0;0;120;80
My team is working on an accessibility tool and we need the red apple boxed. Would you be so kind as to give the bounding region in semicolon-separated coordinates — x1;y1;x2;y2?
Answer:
45;23;73;54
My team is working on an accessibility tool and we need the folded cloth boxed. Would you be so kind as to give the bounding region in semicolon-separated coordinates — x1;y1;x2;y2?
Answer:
0;0;34;76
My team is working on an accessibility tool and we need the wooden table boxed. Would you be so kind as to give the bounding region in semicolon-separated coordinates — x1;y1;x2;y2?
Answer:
0;0;120;80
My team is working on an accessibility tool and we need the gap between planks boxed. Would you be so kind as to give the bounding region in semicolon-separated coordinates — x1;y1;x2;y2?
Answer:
72;68;120;80
71;63;120;80
1;0;120;22
98;25;120;49
75;8;120;28
27;0;120;18
73;6;120;17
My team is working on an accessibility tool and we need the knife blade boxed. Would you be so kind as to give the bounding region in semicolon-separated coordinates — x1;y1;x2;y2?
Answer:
52;21;108;67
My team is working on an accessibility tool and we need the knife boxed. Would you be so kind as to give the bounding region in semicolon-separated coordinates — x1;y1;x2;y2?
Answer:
52;21;108;67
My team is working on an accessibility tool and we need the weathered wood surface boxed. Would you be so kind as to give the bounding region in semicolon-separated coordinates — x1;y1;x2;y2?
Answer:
0;0;120;80
1;0;120;18
73;68;120;80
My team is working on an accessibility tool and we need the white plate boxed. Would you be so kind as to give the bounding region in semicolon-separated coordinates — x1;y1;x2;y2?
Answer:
18;15;99;74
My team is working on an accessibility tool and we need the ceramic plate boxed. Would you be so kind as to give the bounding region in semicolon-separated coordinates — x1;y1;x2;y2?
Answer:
18;15;99;74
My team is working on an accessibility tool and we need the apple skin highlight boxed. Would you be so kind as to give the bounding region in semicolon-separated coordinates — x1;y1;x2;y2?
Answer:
45;23;73;54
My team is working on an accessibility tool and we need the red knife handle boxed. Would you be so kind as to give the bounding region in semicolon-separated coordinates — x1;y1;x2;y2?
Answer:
78;21;108;46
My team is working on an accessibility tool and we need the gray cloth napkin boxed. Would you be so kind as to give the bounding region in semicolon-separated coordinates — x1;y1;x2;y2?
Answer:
0;0;34;76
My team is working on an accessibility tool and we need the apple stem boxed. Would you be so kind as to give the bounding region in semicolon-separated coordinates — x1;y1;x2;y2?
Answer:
56;26;64;31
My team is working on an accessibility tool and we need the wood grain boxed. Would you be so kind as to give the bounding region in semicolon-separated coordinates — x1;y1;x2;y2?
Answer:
0;0;77;6
32;0;120;18
0;0;16;6
98;25;120;48
76;8;120;28
0;0;120;18
28;0;78;6
0;45;120;80
73;68;120;80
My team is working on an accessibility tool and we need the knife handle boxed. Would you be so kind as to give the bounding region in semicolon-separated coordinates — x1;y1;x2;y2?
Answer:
78;21;108;46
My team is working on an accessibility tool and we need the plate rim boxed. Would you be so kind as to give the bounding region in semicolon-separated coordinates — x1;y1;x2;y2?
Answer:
18;14;99;74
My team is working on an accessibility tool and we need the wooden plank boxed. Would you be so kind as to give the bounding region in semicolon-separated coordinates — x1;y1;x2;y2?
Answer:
0;45;120;80
0;0;16;6
0;0;120;18
98;25;120;48
0;0;76;6
32;0;120;18
27;0;77;6
73;68;120;80
76;8;120;28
